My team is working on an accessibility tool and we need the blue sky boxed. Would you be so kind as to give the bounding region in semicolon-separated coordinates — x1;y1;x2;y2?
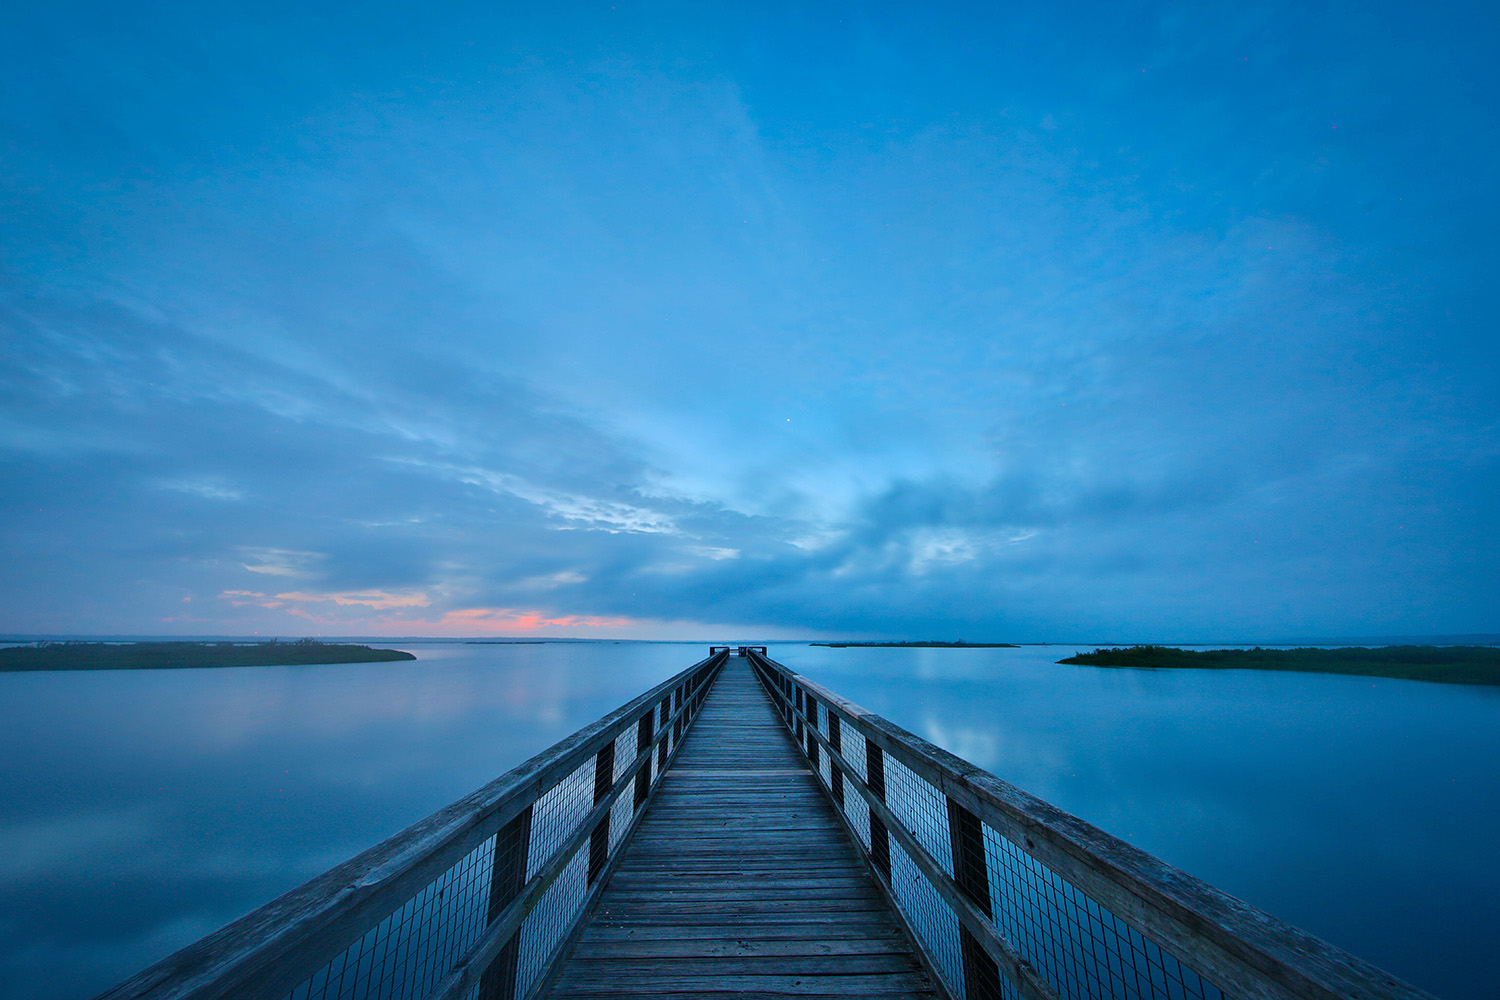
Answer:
2;1;1496;639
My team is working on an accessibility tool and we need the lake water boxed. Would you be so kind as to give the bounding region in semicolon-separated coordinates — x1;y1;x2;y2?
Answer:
1;642;1495;1000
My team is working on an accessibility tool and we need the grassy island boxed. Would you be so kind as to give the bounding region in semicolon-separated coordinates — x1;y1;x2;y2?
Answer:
812;640;1019;649
1057;645;1500;686
0;639;416;672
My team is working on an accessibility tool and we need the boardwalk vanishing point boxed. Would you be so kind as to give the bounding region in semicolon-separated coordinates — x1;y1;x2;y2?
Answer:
97;648;1438;1000
551;657;938;998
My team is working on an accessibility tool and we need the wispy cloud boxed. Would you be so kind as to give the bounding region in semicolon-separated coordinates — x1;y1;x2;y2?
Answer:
272;590;431;610
237;549;324;578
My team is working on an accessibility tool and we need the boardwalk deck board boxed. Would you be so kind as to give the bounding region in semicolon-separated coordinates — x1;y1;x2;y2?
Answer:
545;658;942;1000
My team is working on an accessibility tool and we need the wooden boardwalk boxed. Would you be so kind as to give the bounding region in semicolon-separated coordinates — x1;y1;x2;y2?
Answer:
546;658;940;999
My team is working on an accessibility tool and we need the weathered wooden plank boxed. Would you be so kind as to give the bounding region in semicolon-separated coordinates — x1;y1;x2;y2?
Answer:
603;876;876;890
575;923;910;943
549;972;933;994
613;860;866;873
592;902;893;919
613;861;866;875
585;917;912;933
570;937;913;959
555;995;924;1000
561;955;923;975
594;893;876;905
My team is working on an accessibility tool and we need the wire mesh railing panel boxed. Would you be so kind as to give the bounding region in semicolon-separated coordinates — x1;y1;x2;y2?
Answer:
282;833;498;1000
889;835;965;998
883;754;955;880
832;720;873;850
607;784;635;853
610;731;634;785
514;841;590;999
983;826;1227;1000
661;700;674;758
844;791;873;851
526;759;594;881
840;721;869;784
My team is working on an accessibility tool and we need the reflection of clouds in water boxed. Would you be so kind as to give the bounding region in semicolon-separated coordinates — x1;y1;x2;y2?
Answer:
128;659;590;749
918;712;1069;781
0;807;160;882
919;715;999;769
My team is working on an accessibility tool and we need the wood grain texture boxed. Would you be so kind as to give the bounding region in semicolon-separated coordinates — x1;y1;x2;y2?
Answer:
545;659;941;1000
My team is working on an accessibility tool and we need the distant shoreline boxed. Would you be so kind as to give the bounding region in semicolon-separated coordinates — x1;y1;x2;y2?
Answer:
1057;645;1500;686
811;641;1020;649
0;640;416;672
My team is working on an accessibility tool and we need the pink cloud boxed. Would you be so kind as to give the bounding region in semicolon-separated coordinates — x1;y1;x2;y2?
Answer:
217;590;284;609
372;606;636;636
273;590;431;610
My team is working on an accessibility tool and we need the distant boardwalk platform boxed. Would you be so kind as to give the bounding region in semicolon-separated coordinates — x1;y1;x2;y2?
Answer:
96;648;1435;1000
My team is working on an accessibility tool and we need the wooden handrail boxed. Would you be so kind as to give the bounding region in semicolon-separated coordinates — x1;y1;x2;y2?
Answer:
96;650;728;1000
746;650;1435;1000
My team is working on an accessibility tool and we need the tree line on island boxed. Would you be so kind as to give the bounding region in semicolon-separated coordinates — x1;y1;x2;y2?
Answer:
0;639;415;671
1058;644;1500;686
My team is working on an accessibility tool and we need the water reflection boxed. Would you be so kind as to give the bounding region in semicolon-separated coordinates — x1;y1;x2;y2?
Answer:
3;642;1496;1000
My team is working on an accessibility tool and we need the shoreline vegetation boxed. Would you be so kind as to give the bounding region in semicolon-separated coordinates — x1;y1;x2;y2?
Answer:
1058;645;1500;686
0;639;416;672
811;640;1020;648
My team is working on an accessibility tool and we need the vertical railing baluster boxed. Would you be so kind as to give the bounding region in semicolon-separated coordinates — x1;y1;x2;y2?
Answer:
672;687;684;744
866;742;891;879
477;805;532;1000
829;714;844;809
588;742;615;885
657;698;670;772
634;713;653;809
948;800;1002;998
805;696;820;768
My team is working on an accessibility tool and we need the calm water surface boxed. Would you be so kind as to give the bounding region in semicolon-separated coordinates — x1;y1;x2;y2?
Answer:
2;642;1495;999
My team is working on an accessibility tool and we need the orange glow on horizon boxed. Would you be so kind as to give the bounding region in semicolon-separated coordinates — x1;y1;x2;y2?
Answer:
378;606;638;635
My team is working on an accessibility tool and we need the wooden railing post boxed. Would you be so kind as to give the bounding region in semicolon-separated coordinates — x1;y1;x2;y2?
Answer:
866;742;891;879
633;713;653;809
948;799;1002;999
805;696;820;768
828;714;844;809
588;742;614;885
477;805;532;1000
657;698;670;772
